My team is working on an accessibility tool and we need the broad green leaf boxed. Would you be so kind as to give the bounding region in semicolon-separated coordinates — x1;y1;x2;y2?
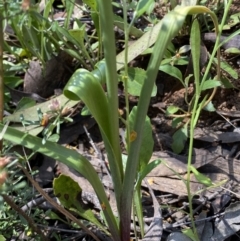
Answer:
159;65;183;85
129;106;154;170
201;79;221;90
214;58;238;79
203;101;216;112
133;0;155;20
53;175;107;233
171;124;188;154
190;165;213;187
64;68;111;139
121;67;157;97
64;68;123;207
166;105;179;115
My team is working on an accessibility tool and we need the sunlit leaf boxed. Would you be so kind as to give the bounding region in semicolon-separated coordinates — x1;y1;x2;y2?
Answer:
190;165;213;186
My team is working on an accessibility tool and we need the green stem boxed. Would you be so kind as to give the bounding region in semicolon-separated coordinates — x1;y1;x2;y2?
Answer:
97;0;123;222
0;10;4;152
122;0;130;147
186;2;232;239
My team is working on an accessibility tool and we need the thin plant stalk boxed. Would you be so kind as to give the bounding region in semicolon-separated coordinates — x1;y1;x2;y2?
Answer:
122;0;131;146
97;0;123;220
186;2;232;238
0;10;4;152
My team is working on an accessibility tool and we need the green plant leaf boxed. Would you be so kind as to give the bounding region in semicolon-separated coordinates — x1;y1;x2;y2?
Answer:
64;69;111;138
0;235;6;241
159;64;183;84
64;68;123;218
190;18;200;88
172;117;184;128
133;0;155;20
121;67;157;97
83;0;97;10
171;123;188;154
179;45;191;54
221;77;237;89
166;105;179;115
214;58;238;79
113;14;143;38
225;47;240;54
129;106;154;170
201;79;221;90
203;101;216;112
137;159;162;183
15;97;36;112
190;165;213;187
134;158;162;237
53;174;107;233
